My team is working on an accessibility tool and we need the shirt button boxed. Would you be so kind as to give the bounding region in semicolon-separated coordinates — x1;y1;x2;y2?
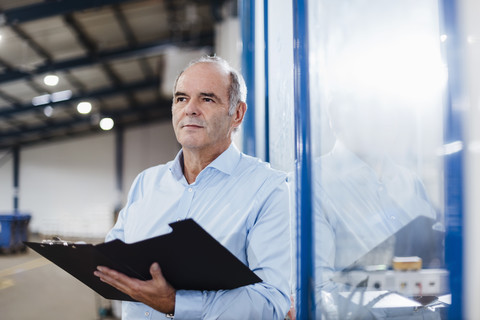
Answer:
390;215;396;220
188;187;193;192
145;311;150;317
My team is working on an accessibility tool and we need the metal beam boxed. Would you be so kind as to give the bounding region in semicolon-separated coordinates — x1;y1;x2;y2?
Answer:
9;24;52;63
63;14;98;53
0;79;159;118
113;4;138;46
0;99;171;141
0;108;171;151
1;0;141;25
112;3;155;81
0;33;213;85
63;13;125;91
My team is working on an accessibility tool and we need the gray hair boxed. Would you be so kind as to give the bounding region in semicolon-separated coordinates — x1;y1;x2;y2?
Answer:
172;55;247;115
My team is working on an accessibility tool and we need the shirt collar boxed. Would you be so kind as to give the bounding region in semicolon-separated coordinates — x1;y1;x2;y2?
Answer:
330;140;397;181
329;141;368;174
169;150;185;180
207;143;241;175
169;143;241;180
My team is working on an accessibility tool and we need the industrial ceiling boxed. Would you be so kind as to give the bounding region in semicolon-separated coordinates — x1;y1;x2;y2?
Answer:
0;0;231;151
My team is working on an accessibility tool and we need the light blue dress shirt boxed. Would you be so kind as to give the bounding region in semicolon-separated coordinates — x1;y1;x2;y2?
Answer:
106;144;292;320
313;142;437;290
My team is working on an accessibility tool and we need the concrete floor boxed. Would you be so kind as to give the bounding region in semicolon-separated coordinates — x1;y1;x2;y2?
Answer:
0;236;119;320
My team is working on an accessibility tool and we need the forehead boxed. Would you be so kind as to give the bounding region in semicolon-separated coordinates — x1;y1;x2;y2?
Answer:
176;63;230;97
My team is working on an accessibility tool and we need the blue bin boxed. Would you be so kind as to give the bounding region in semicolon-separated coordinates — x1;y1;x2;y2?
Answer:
14;214;31;251
0;213;31;253
0;215;16;252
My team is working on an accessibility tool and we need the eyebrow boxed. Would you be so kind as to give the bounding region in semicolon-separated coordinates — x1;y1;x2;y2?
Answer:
199;92;222;102
174;91;224;103
174;91;188;97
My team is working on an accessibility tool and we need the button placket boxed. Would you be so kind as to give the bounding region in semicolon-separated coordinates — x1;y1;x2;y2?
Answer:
175;185;196;220
144;310;151;319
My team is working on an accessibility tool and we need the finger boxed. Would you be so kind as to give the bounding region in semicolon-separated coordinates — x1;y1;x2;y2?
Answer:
94;266;119;282
94;267;118;285
149;263;175;296
95;266;116;276
95;266;136;292
149;263;166;283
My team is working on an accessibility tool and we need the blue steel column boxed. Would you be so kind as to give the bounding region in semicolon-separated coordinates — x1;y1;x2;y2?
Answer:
115;126;124;213
293;0;315;319
440;0;464;318
263;0;270;162
13;146;20;213
240;0;256;156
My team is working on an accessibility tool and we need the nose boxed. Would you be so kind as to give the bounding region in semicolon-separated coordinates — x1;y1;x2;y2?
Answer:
184;99;200;116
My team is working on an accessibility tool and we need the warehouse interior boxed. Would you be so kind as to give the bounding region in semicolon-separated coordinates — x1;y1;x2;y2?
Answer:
0;0;240;319
1;0;480;319
0;0;241;237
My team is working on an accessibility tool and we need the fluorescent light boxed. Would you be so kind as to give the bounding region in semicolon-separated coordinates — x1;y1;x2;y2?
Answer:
50;90;72;102
99;117;114;130
32;90;73;106
32;94;50;106
43;74;59;86
43;106;54;117
77;101;92;114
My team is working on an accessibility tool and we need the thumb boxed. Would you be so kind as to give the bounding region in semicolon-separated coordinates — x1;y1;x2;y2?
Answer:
150;262;163;281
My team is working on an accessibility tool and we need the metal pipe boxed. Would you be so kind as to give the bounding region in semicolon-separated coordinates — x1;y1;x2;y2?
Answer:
115;126;124;214
263;0;270;163
439;0;465;318
240;0;257;156
292;0;315;318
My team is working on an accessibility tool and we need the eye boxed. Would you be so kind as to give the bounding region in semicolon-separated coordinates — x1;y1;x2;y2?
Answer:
176;96;187;103
203;97;215;103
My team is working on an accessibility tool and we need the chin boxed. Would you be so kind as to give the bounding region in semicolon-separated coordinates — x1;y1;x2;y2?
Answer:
179;139;204;149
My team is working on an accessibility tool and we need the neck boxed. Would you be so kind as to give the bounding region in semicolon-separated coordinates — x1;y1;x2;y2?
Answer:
357;153;386;180
182;143;230;184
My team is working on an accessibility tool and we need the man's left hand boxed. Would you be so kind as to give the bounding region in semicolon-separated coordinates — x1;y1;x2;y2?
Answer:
94;262;176;314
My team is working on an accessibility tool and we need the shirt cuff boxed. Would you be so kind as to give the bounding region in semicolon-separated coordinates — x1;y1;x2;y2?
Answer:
174;290;203;319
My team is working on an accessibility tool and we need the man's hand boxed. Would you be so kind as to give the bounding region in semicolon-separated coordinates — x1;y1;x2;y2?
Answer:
94;262;176;314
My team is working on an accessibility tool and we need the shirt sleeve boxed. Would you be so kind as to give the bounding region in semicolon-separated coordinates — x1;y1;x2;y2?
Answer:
314;191;338;292
105;172;145;242
174;178;292;320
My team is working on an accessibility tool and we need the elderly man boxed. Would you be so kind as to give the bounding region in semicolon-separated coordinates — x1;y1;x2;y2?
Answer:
94;56;292;319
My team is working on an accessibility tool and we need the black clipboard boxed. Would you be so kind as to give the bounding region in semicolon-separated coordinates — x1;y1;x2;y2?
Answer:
24;219;262;301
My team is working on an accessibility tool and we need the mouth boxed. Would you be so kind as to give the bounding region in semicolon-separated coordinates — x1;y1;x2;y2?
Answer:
182;124;203;129
181;120;204;129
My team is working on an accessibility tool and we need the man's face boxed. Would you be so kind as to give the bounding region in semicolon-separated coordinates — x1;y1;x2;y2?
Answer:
172;62;238;153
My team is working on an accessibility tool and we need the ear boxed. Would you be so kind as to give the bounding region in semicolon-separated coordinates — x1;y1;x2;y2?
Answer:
232;102;247;129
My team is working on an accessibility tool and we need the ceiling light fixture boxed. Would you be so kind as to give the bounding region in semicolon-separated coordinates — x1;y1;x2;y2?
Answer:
77;101;92;114
32;94;50;106
43;106;54;117
32;90;72;106
50;90;72;102
99;117;114;131
44;74;59;86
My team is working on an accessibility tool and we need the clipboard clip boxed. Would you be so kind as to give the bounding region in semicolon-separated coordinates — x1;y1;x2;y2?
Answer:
41;236;73;246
